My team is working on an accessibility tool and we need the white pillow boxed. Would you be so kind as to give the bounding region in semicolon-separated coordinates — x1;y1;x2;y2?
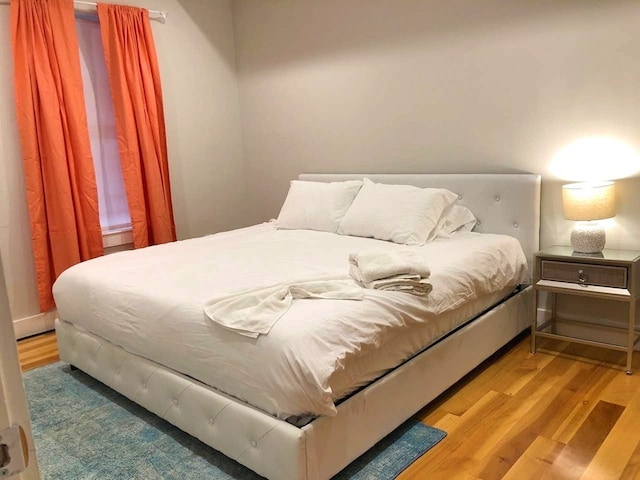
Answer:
275;180;363;232
434;205;477;239
338;178;458;245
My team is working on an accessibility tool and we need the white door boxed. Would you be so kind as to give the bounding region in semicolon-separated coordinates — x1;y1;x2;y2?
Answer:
0;255;39;479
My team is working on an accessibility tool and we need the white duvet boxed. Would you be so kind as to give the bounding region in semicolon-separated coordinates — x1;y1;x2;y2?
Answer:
53;223;527;419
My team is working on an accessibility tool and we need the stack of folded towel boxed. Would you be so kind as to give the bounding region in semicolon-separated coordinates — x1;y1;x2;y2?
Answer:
348;249;433;296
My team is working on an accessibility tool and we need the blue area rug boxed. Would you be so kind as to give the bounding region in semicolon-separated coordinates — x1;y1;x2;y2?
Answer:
23;362;446;479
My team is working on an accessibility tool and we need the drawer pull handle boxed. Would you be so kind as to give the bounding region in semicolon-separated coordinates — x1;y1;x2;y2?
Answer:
578;269;587;285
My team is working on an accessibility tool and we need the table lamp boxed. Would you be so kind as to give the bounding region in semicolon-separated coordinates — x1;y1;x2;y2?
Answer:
562;181;615;254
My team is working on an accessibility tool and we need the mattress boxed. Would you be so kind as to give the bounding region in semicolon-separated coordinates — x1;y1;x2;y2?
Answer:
53;222;527;419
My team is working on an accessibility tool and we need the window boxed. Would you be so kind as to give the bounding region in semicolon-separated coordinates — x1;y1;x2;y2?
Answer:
76;16;131;238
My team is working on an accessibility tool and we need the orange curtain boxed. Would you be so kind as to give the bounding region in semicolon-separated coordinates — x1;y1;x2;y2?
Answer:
11;0;104;312
97;4;176;248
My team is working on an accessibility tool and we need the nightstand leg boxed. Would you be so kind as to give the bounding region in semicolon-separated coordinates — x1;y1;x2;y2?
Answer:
531;287;537;354
627;299;636;375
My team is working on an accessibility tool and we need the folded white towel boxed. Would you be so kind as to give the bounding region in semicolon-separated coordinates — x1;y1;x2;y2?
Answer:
348;249;431;284
368;275;433;296
204;276;364;338
349;250;432;296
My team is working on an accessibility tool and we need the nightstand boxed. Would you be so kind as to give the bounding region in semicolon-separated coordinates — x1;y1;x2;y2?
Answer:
531;245;640;374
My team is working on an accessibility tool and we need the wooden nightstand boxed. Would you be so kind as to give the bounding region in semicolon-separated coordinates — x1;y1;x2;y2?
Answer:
531;245;640;374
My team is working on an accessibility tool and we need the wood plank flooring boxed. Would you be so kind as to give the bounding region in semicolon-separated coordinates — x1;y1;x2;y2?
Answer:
17;332;640;479
17;331;59;371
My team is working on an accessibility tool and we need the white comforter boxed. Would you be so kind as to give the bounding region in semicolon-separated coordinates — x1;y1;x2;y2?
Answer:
53;223;527;419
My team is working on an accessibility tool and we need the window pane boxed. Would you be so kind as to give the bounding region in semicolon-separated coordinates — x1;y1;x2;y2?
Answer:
76;17;131;232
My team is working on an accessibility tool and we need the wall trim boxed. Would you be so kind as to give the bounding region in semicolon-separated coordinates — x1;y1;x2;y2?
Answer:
102;228;133;249
536;307;552;324
13;310;57;340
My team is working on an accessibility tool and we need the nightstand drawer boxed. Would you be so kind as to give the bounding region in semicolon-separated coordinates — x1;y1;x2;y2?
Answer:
540;260;627;288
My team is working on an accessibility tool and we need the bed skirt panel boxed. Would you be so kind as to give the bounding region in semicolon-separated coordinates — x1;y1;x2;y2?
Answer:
55;286;530;480
304;286;530;479
55;320;308;480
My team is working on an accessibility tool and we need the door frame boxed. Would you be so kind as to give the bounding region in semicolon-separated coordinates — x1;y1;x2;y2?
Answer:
0;254;39;479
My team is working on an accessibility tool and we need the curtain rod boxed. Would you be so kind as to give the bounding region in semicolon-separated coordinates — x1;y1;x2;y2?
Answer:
76;1;166;22
0;1;167;23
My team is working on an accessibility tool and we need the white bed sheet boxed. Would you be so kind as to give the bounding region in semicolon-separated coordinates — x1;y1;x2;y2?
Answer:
53;223;527;419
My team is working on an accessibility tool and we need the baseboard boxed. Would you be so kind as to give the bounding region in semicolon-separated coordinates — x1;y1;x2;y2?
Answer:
13;310;57;340
536;307;552;324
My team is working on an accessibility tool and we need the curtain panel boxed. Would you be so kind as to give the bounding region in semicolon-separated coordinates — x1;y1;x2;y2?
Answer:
97;3;176;248
11;0;104;312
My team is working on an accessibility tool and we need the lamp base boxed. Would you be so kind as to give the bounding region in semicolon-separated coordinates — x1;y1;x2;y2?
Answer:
571;222;606;254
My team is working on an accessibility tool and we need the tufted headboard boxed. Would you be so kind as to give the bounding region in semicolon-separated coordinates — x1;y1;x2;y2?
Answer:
299;173;541;282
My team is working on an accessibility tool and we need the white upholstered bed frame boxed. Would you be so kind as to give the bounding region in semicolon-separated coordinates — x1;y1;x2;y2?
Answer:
55;173;541;480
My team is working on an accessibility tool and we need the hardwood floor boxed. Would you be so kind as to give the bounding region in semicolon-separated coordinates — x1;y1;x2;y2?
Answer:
403;337;640;480
17;331;59;371
18;331;640;479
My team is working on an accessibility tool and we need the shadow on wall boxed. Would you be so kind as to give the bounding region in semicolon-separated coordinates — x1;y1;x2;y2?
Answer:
0;8;40;320
231;0;638;71
177;0;236;70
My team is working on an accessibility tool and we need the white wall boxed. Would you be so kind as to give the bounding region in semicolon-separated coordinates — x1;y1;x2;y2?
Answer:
0;7;39;324
0;0;250;331
233;0;640;250
4;0;640;331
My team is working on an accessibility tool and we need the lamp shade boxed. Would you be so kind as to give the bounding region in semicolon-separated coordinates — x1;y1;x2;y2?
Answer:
562;181;615;221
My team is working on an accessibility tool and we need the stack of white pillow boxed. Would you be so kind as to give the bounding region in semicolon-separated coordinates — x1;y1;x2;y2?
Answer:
275;178;477;246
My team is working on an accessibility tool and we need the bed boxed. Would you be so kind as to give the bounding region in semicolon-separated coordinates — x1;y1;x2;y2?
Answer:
54;173;541;479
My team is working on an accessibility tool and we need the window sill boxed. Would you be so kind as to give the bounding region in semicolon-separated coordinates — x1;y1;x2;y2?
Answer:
102;227;133;249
